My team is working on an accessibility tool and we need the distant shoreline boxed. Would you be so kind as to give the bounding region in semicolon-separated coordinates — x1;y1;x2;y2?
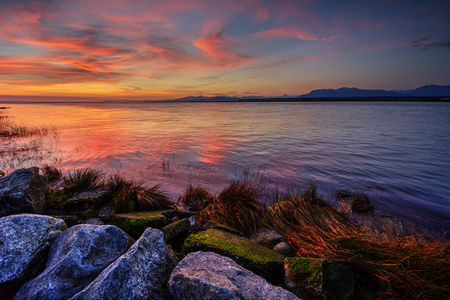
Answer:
1;97;450;104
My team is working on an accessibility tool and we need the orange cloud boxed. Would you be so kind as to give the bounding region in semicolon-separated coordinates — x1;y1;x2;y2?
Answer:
256;27;324;41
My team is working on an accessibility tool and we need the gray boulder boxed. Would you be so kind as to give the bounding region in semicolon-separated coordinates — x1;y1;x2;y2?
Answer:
0;214;67;288
168;251;300;300
14;224;133;300
0;167;47;217
70;228;179;300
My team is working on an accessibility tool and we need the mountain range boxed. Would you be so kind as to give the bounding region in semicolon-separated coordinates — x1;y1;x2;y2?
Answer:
171;84;450;101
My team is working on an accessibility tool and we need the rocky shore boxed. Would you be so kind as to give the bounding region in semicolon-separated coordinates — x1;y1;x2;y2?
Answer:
0;167;356;299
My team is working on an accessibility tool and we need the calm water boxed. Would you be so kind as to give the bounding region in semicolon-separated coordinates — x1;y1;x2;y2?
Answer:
2;101;449;233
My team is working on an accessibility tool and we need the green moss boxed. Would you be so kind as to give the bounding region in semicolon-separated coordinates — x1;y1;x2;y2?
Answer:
285;257;322;286
211;223;242;235
161;218;190;241
108;210;168;239
183;228;285;284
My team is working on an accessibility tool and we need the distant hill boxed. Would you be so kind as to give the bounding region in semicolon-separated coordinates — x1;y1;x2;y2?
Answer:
300;85;450;98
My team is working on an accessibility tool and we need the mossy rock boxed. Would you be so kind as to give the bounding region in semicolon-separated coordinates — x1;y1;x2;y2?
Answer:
183;228;285;284
161;218;190;250
285;257;354;300
108;210;168;239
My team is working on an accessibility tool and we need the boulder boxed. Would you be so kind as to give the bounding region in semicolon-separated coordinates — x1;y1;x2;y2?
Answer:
168;251;299;300
183;228;285;284
251;228;284;247
61;187;109;211
284;257;354;300
273;242;294;257
70;228;179;300
14;224;133;300
108;211;168;239
0;214;67;288
0;167;47;217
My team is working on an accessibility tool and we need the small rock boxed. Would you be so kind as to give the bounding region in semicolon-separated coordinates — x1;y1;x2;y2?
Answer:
161;218;190;250
0;214;67;288
15;224;134;300
251;228;284;247
0;167;47;217
83;218;104;225
168;251;299;300
273;242;294;256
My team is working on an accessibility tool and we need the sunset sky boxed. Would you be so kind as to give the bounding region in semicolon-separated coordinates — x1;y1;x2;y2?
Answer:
1;0;449;101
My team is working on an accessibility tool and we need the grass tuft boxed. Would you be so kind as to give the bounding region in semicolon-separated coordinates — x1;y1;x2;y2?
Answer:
198;180;263;236
41;164;62;183
176;185;213;211
64;168;103;195
106;174;172;213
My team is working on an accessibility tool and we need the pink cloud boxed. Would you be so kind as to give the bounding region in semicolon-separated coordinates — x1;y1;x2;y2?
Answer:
256;27;325;41
194;30;253;68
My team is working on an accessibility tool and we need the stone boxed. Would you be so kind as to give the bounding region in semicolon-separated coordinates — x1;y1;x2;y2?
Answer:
168;251;299;300
70;228;179;300
251;228;284;247
183;228;285;284
284;257;354;300
273;242;294;256
61;187;109;211
14;224;134;300
161;218;190;249
82;218;104;225
0;214;67;288
0;167;47;217
108;210;168;239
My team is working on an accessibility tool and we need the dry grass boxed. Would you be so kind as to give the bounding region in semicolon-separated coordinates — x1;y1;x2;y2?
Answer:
176;185;213;211
198;180;263;236
64;168;104;195
264;183;449;299
41;164;62;183
106;174;172;213
0;111;55;138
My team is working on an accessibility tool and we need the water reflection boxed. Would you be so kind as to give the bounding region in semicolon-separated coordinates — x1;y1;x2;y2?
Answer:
2;101;450;233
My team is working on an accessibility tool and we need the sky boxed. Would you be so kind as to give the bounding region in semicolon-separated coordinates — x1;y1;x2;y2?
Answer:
0;0;449;101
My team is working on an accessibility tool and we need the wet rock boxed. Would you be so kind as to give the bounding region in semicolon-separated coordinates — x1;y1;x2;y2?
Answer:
284;257;354;300
273;242;294;256
183;228;285;284
168;251;299;300
0;167;47;217
0;214;67;288
70;228;178;300
251;228;284;247
15;224;133;300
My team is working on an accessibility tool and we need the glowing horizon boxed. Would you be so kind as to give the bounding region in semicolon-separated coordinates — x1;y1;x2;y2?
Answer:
1;0;449;101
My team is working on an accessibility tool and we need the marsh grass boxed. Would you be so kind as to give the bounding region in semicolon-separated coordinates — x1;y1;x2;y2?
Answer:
0;113;55;138
64;168;104;195
198;180;263;236
42;164;62;183
106;174;172;213
176;185;213;211
263;183;449;299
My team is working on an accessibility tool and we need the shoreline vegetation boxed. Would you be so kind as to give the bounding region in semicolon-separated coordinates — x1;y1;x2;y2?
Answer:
34;166;449;299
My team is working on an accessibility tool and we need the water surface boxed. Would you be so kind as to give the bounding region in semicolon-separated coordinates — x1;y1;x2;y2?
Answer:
2;101;449;233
